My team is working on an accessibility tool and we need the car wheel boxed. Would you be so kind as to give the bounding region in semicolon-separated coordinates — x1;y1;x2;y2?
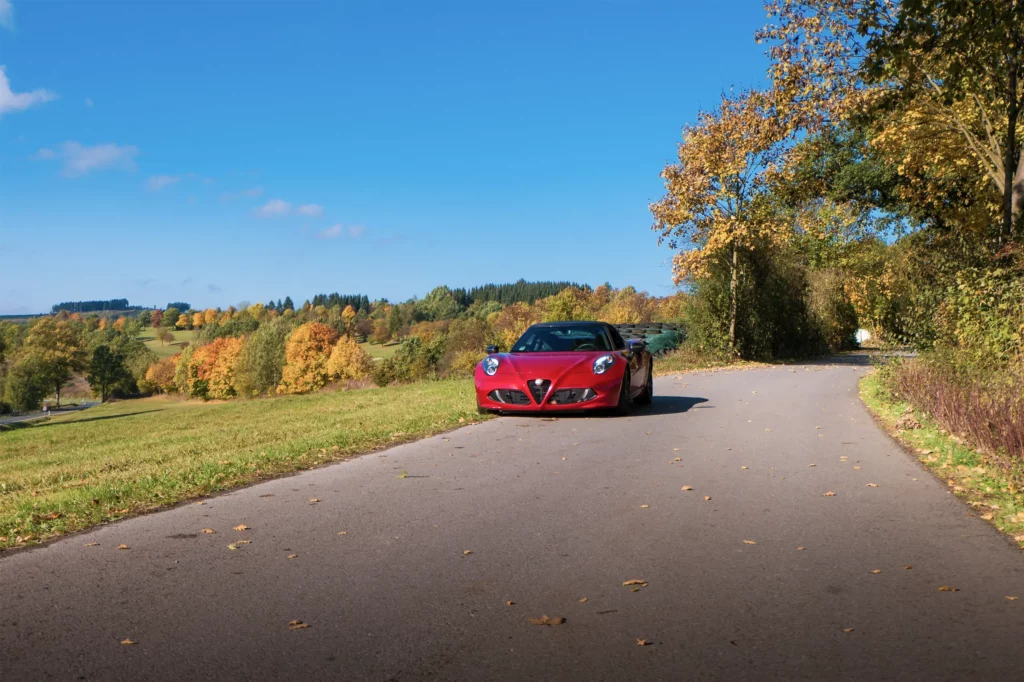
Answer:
635;360;653;405
615;370;633;415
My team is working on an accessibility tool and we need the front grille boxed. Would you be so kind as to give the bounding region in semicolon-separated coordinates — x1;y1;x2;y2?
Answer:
549;388;596;405
527;379;552;404
488;389;531;405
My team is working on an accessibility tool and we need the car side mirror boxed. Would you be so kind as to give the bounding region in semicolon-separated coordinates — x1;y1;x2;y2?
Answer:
485;345;499;354
626;339;646;352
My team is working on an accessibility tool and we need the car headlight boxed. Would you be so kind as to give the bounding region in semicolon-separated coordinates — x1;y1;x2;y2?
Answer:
483;356;500;376
593;354;615;374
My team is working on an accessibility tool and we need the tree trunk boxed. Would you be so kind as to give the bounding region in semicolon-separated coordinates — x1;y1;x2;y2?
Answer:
1003;55;1020;242
729;241;739;356
55;384;61;408
1013;145;1024;227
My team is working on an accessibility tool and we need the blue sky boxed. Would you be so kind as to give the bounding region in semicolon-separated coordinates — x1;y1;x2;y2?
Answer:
0;0;770;314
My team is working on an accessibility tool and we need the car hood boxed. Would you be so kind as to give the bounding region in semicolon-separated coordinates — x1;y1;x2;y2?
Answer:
498;352;612;379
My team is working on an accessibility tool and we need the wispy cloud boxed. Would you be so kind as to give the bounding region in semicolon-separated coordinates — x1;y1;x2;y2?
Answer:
316;223;366;239
255;198;291;217
220;186;263;201
0;65;58;115
0;1;13;30
135;278;156;288
207;283;222;293
147;174;180;191
34;141;139;177
296;203;324;217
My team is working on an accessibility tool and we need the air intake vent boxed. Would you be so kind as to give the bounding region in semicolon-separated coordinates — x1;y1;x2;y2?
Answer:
527;379;551;404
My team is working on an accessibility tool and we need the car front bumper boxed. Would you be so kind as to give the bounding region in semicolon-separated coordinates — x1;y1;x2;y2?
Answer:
474;371;623;412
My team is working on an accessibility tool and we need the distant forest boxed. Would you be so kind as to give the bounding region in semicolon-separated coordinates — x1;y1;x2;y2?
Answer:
51;299;142;314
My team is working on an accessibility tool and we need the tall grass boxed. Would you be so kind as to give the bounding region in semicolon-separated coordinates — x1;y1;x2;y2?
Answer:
883;357;1024;485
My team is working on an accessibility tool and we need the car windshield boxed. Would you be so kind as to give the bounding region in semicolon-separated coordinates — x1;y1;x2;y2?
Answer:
511;325;613;352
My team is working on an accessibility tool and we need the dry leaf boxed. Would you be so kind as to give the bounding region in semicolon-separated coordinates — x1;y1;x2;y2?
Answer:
980;513;994;520
1006;596;1018;601
463;550;473;555
704;496;711;501
309;498;320;504
233;524;249;531
287;554;298;559
797;546;806;551
640;504;649;508
528;615;565;626
227;543;240;550
743;540;757;545
398;471;407;479
904;565;912;570
807;464;816;467
637;639;651;646
681;486;693;491
622;579;648;587
579;597;588;603
741;466;748;469
938;586;960;592
84;542;99;547
505;600;515;606
337;531;348;535
117;544;129;550
201;529;216;534
288;620;310;630
870;569;881;574
121;638;136;645
195;501;206;506
866;483;879;488
673;448;680;451
823;491;836;497
842;628;854;633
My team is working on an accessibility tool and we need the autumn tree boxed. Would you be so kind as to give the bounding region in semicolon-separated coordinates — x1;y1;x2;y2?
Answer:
651;89;793;354
192;312;205;330
185;337;245;399
23;317;88;406
144;355;179;393
150;309;163;328
277;322;340;394
341;304;357;334
204;308;218;326
539;287;596;322
326;335;374;382
176;313;191;330
162;307;180;327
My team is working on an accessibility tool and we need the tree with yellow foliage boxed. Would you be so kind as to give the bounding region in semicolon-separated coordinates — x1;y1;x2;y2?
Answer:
326;335;374;382
175;313;190;330
277;322;340;394
144;355;179;393
192;312;204;329
186;337;244;399
651;88;792;353
204;308;218;326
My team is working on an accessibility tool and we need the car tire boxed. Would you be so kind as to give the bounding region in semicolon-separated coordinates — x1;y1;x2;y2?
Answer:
615;370;633;415
635;360;653;405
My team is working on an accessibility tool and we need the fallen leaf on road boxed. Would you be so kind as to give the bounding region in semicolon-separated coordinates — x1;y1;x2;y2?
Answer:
905;565;912;570
622;579;648;586
823;491;836;497
195;501;206;506
579;597;588;603
117;544;129;550
870;569;881;574
797;547;806;551
233;525;249;531
337;531;348;535
528;615;565;626
808;464;816;467
463;550;473;555
121;639;136;645
227;544;239;550
743;540;757;545
562;457;567;461
938;586;960;592
674;457;681;462
398;471;407;479
681;486;693;491
741;466;748;470
842;628;854;633
674;448;680;451
1006;596;1018;601
866;483;879;488
853;466;862;470
637;639;652;646
84;542;99;547
288;620;310;630
704;496;711;501
287;554;298;559
201;529;216;534
259;494;274;498
506;600;515;606
640;504;649;508
309;498;319;504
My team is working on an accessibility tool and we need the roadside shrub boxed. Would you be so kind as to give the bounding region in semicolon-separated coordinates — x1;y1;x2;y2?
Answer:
3;354;49;411
445;349;485;376
806;269;858;351
326;335;374;382
372;335;447;386
234;320;290;396
144;355;179;393
173;345;195;394
277;322;340;394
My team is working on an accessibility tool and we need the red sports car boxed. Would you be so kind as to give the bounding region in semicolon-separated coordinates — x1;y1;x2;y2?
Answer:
475;321;653;414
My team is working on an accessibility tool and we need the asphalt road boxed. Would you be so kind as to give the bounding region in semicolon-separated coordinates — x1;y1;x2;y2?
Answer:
3;356;1023;681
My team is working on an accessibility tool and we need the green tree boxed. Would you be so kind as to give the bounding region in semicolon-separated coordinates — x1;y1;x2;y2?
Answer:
86;345;132;402
162;307;181;327
3;354;49;411
234;319;290;396
137;310;152;326
24;317;87;406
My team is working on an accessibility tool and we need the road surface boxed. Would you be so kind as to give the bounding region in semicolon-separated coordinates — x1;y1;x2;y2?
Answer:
2;357;1022;680
0;401;98;426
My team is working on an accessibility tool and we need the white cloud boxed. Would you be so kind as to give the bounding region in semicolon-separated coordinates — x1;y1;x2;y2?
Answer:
255;198;291;217
147;174;180;191
85;97;93;107
0;65;58;115
33;141;139;177
296;203;324;217
0;1;13;30
317;224;343;239
316;223;365;239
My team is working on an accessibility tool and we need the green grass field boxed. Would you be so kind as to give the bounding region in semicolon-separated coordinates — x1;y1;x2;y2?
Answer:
0;379;484;549
359;341;400;360
140;326;196;358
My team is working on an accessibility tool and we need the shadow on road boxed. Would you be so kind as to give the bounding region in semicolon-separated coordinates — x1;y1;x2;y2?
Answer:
637;395;709;415
1;409;167;431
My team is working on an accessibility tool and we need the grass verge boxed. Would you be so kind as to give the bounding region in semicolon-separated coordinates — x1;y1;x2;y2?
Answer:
0;379;485;550
860;371;1024;549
